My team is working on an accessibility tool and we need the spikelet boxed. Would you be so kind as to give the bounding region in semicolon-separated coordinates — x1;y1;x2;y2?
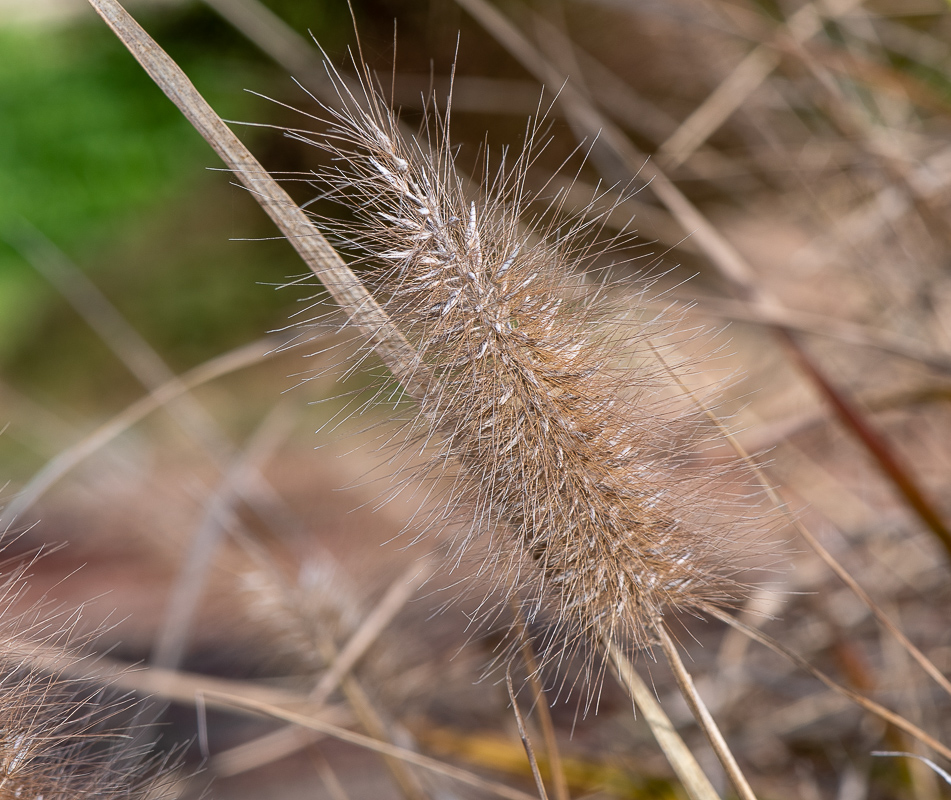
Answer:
240;560;364;672
294;62;754;666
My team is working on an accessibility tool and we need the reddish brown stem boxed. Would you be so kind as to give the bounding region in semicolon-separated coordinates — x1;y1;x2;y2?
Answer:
779;329;951;562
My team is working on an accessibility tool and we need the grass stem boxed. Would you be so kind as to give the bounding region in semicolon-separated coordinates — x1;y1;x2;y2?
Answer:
653;621;758;800
602;636;723;800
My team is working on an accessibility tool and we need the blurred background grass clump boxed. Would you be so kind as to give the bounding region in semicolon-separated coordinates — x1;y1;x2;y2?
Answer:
1;0;951;799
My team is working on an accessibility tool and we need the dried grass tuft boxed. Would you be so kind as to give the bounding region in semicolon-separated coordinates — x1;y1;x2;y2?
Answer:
0;554;183;800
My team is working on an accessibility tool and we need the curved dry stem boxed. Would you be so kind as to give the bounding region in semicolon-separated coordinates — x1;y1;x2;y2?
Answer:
3;335;282;523
706;607;951;762
204;689;539;800
601;635;722;800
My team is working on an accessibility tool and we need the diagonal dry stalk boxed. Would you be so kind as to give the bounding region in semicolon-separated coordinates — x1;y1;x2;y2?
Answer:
706;605;951;762
149;404;298;671
603;637;722;800
23;638;353;719
85;0;422;398
506;667;551;800
511;611;571;800
656;0;867;169
652;623;756;800
3;334;285;522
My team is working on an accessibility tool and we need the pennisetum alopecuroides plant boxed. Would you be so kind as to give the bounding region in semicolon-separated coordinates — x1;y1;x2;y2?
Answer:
43;2;951;796
84;2;768;797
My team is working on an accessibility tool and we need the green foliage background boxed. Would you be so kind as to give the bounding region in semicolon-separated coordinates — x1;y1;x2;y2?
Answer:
0;1;350;410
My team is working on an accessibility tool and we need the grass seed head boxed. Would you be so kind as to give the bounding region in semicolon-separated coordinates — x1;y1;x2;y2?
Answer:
293;58;766;675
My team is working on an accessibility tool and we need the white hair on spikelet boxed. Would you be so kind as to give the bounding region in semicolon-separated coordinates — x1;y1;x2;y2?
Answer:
287;55;757;674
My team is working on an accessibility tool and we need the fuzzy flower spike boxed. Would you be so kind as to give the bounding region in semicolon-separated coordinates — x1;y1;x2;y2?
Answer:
294;61;752;665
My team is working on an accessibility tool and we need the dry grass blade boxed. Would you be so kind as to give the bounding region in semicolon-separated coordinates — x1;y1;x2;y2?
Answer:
779;329;951;561
315;754;355;800
328;670;430;800
85;0;422;397
658;46;779;171
7;219;202;407
212;726;319;778
2;335;283;523
793;522;951;700
525;8;744;187
315;562;433;701
602;637;722;800
205;690;539;800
